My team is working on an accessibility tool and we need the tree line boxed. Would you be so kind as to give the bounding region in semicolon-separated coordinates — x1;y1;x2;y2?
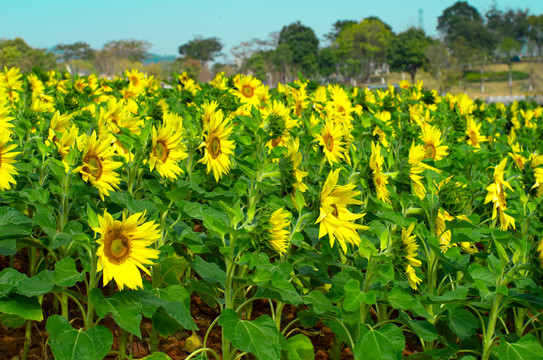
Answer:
1;1;542;92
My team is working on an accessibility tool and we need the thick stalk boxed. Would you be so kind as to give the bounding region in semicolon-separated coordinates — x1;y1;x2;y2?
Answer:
359;259;374;324
482;295;503;360
119;328;128;357
222;233;238;360
22;320;32;360
85;249;97;330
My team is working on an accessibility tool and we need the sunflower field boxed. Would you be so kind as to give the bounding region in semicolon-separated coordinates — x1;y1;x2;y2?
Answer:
2;66;543;360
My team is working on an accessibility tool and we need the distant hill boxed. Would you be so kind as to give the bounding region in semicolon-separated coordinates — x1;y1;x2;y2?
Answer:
144;53;177;64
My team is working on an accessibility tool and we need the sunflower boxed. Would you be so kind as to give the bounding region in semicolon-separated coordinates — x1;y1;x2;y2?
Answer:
435;209;477;254
210;72;228;90
421;123;448;161
408;142;442;200
465;117;487;149
286;138;308;193
74;132;122;200
369;141;391;204
484;158;515;231
54;124;79;169
406;265;422;290
316;169;369;253
267;208;291;254
0;67;23;103
0;99;14;135
401;223;422;290
125;69;147;90
149;120;187;181
233;74;265;106
198;112;235;181
262;100;296;149
0;135;19;191
315;118;346;165
94;210;161;290
200;100;222;125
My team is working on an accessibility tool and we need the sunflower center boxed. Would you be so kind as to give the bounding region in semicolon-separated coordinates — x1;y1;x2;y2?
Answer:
104;231;131;265
84;154;103;179
331;204;339;217
324;134;334;152
210;135;221;159
241;85;254;98
468;131;478;146
154;140;169;162
424;144;436;159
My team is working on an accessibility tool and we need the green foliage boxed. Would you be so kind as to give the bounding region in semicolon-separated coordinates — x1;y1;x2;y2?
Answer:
388;27;431;82
46;315;113;360
464;70;529;82
178;36;222;63
0;37;56;72
278;21;319;77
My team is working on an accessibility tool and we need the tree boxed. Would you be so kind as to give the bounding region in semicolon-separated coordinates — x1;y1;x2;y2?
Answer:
317;47;337;80
246;52;268;82
54;42;94;62
278;21;319;78
0;38;56;72
438;1;495;57
388;27;431;83
424;40;460;93
104;39;151;62
94;39;151;76
528;14;543;61
499;37;522;94
486;7;529;49
335;17;392;83
325;20;357;44
178;36;222;64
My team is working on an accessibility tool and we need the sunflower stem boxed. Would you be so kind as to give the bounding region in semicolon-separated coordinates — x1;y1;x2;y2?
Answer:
119;328;129;357
85;249;97;330
61;292;69;319
22;319;32;360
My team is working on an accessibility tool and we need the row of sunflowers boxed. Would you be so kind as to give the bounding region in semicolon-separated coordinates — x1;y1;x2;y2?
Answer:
1;66;543;359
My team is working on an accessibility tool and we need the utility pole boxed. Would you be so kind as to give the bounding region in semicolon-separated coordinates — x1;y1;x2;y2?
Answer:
419;9;424;31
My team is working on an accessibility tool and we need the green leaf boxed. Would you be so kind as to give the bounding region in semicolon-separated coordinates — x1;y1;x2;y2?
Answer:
304;290;333;314
0;268;27;296
152;307;182;337
139;352;173;360
150;285;197;330
46;314;113;360
86;203;99;229
53;257;84;287
90;288;142;337
0;293;43;321
17;270;54;297
387;285;415;310
203;212;228;239
0;313;26;328
285;333;314;360
447;308;478;340
0;206;33;226
0;239;17;255
47;231;73;250
218;309;282;360
498;334;543;360
405;317;438;342
354;324;405;360
343;279;376;312
191;256;226;285
19;188;50;204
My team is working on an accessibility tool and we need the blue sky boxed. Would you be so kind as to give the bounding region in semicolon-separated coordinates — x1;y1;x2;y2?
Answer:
3;0;543;61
